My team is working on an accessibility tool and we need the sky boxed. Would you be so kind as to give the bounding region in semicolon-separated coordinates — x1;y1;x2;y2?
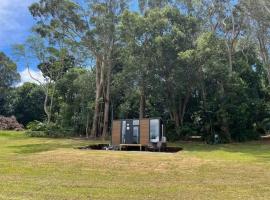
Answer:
0;0;43;85
0;0;138;85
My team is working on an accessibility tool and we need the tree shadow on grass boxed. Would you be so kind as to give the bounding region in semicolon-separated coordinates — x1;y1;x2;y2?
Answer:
8;143;72;154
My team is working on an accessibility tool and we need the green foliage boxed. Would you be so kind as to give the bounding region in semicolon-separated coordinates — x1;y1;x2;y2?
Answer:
55;68;95;135
26;120;47;131
26;121;72;138
166;122;199;142
12;83;45;125
25;131;48;138
0;52;20;116
231;129;260;142
38;48;74;81
2;1;270;142
261;118;270;132
0;52;20;89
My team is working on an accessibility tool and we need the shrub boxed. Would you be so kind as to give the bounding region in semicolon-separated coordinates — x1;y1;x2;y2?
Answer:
26;120;46;131
25;131;47;137
231;129;260;142
26;121;73;138
178;124;198;140
45;123;73;138
166;130;181;142
260;118;270;133
166;122;198;142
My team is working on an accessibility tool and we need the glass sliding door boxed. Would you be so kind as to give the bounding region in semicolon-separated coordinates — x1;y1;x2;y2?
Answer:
150;119;160;142
121;120;126;144
121;119;140;144
133;126;139;144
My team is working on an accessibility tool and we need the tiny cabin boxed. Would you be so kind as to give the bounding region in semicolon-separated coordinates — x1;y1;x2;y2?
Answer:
111;118;165;146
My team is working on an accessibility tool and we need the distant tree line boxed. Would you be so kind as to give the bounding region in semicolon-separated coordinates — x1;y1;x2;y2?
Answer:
1;0;270;142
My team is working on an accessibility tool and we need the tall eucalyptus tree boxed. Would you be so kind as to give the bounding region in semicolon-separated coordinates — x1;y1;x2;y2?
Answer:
29;0;128;137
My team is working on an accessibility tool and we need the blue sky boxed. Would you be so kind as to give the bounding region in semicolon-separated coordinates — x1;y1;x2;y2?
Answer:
0;1;138;65
0;0;138;62
0;0;138;85
0;0;42;84
0;0;36;71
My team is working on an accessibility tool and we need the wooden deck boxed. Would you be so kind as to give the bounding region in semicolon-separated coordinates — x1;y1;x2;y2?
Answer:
119;144;143;151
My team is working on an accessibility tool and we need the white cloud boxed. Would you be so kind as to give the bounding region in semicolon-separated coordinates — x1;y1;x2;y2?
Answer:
18;68;45;86
0;0;36;48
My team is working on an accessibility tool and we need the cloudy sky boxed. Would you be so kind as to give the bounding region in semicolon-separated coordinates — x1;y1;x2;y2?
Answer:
0;0;36;54
0;0;44;85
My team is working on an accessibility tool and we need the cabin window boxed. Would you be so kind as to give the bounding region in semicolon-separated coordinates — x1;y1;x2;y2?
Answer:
150;119;160;140
121;120;126;143
133;120;139;126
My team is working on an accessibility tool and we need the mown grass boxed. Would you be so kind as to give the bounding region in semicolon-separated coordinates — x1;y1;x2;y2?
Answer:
0;131;270;200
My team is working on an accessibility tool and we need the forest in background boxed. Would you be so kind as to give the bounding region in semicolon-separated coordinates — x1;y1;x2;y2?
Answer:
1;0;270;143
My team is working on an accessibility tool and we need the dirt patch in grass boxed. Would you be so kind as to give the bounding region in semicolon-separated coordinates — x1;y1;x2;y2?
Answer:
78;144;109;150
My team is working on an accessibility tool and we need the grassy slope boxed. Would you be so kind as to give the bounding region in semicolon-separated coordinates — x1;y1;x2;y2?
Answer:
0;131;270;200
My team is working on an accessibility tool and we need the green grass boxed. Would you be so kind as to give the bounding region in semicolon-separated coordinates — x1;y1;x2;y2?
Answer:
0;131;270;200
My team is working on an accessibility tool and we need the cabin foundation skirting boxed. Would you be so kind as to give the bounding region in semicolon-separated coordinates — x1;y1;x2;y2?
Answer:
119;144;143;151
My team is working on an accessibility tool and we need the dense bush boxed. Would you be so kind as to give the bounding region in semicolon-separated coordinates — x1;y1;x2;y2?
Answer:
166;131;181;142
26;121;73;138
231;129;261;142
178;124;199;140
165;121;199;142
260;118;270;133
25;131;47;137
26;120;46;131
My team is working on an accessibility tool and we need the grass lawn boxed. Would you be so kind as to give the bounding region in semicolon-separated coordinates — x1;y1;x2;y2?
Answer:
0;131;270;200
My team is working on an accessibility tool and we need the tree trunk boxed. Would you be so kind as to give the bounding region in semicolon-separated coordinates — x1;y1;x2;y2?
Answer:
102;59;112;139
226;42;233;76
44;84;50;124
91;56;104;138
219;81;231;141
48;83;56;124
26;64;51;123
139;85;146;119
179;92;191;127
98;100;104;137
86;111;89;138
258;34;270;84
173;111;180;129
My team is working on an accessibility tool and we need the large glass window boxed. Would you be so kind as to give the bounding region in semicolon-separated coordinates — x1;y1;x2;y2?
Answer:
121;120;126;143
150;119;160;140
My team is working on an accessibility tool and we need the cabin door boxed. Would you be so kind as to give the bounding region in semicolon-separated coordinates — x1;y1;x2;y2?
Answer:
125;120;133;144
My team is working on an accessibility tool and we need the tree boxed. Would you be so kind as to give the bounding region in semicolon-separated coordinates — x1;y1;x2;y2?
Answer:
120;7;199;127
4;0;268;142
0;52;20;115
138;0;173;13
38;47;75;123
239;0;270;84
29;0;128;138
120;10;154;119
56;68;95;137
13;36;73;124
12;83;45;125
